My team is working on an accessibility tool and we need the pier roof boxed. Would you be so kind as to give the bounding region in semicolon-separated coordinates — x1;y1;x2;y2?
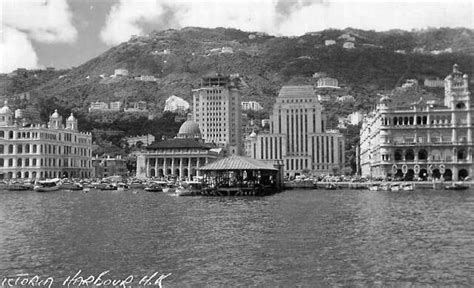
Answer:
199;155;277;171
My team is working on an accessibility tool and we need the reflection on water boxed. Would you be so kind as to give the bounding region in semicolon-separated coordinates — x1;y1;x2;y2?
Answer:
0;189;473;286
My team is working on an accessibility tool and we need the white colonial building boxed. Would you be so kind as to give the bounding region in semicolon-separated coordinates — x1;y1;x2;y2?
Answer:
0;103;93;179
136;115;223;179
360;64;472;181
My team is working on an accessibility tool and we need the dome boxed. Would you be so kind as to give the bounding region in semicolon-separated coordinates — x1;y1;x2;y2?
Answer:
67;113;76;121
178;120;201;135
51;109;60;118
177;114;201;138
0;101;12;114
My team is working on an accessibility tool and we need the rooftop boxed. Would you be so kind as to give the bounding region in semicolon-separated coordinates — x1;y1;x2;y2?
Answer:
278;85;316;98
199;155;277;171
146;138;213;150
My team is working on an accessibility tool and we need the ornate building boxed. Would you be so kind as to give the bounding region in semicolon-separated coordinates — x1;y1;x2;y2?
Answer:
245;86;345;177
192;74;242;155
360;64;472;181
135;115;223;179
0;103;93;179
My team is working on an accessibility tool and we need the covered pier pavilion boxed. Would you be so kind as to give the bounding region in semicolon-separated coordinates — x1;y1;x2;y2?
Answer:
198;155;283;196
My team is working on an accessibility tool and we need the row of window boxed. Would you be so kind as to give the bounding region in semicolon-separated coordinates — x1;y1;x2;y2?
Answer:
0;131;90;144
0;144;91;156
0;158;91;168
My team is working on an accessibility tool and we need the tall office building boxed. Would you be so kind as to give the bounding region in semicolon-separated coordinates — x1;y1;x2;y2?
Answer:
245;86;345;177
192;74;242;155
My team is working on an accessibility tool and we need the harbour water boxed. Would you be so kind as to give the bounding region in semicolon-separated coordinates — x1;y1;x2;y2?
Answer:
0;188;473;287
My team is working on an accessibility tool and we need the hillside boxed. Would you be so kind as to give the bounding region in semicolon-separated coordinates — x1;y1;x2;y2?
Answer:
1;27;473;155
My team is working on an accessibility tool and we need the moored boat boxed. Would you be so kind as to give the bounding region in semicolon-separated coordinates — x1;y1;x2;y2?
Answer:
100;183;118;191
401;183;414;191
175;181;203;196
444;183;469;190
144;181;167;192
5;182;33;191
162;183;177;193
34;178;62;192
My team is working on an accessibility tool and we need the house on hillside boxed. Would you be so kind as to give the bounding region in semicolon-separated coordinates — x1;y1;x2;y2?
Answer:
109;101;122;111
317;77;339;89
242;101;263;111
424;78;444;88
325;40;336;46
89;101;109;112
343;42;355;49
113;69;129;77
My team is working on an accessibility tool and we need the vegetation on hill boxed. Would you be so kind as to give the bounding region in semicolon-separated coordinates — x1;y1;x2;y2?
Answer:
1;27;473;165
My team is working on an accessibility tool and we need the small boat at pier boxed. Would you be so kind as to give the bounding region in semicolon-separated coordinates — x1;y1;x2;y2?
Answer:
444;183;469;190
5;181;33;191
175;181;203;196
34;178;62;192
144;181;167;192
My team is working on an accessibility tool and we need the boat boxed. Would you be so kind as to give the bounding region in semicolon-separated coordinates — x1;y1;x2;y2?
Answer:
100;183;118;191
128;180;146;189
325;183;337;190
34;178;62;192
144;181;167;192
5;182;32;191
162;183;177;193
401;183;414;191
368;184;380;191
175;181;203;196
444;183;469;190
69;183;84;191
390;184;401;191
117;182;129;191
61;180;83;191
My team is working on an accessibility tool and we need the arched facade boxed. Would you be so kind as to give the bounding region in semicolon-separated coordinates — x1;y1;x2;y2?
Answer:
0;105;93;179
360;64;473;181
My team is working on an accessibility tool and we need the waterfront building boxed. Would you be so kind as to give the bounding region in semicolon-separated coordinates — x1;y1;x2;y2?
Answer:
241;101;263;111
92;154;128;178
192;74;242;155
245;86;345;177
136;114;223;179
360;64;472;181
0;104;93;179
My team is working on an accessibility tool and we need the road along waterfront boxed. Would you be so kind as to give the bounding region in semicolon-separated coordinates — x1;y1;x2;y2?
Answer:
0;188;473;286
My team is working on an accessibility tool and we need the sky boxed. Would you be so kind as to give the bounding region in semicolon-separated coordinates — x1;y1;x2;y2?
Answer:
0;0;472;73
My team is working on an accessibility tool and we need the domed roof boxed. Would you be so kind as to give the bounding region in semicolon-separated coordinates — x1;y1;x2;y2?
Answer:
0;101;12;114
51;109;60;118
67;113;76;121
178;114;201;136
178;120;201;135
